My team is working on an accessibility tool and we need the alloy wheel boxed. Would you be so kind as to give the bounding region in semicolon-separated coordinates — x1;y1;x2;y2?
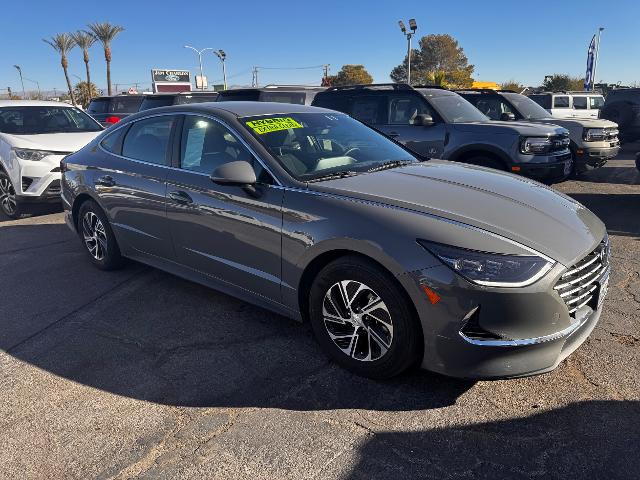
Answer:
0;175;17;216
322;280;394;361
82;211;107;261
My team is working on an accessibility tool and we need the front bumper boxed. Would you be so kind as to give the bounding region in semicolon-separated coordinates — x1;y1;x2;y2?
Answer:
404;262;608;379
513;152;573;183
574;142;620;172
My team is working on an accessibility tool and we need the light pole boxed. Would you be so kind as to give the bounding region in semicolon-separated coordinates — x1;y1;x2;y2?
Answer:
592;27;605;91
213;50;227;90
184;45;215;90
398;19;418;85
13;65;25;98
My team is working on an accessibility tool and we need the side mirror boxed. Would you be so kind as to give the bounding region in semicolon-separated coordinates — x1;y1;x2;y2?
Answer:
501;112;516;121
211;160;257;186
414;114;435;127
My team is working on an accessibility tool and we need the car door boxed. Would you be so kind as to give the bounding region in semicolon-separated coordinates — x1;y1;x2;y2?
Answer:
96;114;177;260
165;114;284;302
551;95;572;118
376;94;446;158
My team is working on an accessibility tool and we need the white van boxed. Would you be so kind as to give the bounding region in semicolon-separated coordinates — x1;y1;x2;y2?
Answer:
529;92;605;119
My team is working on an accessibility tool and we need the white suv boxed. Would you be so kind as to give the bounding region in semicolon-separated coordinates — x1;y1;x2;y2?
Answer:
529;92;605;119
0;101;103;218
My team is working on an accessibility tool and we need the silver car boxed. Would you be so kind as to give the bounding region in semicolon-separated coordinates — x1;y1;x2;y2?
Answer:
61;102;610;379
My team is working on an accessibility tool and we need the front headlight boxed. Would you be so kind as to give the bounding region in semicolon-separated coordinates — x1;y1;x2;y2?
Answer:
583;128;606;141
519;137;553;155
418;240;554;287
13;148;55;161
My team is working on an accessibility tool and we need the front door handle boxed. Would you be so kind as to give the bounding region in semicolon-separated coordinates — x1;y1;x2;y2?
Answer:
95;175;115;187
387;131;400;137
168;190;193;204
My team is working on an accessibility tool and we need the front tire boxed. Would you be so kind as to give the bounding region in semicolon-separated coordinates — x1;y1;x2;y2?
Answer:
0;171;24;219
309;256;422;379
77;200;125;270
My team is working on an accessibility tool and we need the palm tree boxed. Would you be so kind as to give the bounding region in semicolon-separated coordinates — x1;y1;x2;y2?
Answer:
43;33;77;105
88;22;124;96
71;31;96;101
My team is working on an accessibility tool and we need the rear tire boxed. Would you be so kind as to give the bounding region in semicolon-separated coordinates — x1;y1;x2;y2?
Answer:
77;200;125;270
308;255;422;379
0;171;24;219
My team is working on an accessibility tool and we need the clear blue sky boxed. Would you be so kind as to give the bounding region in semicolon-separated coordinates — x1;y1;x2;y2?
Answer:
1;0;639;93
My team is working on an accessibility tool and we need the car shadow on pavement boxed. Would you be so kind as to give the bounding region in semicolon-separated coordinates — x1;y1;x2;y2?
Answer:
1;222;474;412
569;193;640;239
345;400;640;479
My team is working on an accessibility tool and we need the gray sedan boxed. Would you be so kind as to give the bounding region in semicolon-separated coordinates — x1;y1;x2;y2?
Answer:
60;102;610;379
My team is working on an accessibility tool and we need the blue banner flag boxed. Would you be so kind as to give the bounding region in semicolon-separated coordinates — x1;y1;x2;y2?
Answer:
584;35;596;90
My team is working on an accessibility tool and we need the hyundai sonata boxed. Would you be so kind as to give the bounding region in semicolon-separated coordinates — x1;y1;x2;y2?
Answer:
61;102;610;379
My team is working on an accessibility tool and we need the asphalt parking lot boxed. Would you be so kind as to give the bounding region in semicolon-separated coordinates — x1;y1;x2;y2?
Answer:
1;147;639;480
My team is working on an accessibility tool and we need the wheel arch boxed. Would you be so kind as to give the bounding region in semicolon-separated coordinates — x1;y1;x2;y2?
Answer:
71;191;104;230
448;145;511;170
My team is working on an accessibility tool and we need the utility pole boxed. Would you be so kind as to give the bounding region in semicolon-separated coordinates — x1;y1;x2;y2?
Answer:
398;19;418;85
252;67;259;87
592;27;605;91
7;87;12;99
323;64;330;82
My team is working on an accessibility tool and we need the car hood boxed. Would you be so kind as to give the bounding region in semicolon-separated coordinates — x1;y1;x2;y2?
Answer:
0;131;101;153
452;121;568;136
311;161;605;266
531;117;619;129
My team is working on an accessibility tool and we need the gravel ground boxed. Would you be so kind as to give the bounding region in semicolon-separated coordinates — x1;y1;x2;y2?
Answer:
1;145;638;480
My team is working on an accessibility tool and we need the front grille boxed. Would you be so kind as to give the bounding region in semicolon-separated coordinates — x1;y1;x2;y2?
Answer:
550;134;571;153
554;236;610;317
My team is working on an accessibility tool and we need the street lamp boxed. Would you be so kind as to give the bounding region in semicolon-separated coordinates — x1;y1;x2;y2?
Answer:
24;77;41;99
13;65;25;98
398;19;418;85
213;50;227;90
184;45;215;90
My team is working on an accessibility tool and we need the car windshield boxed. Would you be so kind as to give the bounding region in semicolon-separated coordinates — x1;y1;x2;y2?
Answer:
502;93;551;120
0;106;102;134
241;112;417;181
428;95;489;123
108;96;143;113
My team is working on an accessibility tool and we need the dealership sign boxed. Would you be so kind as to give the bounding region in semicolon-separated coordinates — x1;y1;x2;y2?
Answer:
151;69;192;93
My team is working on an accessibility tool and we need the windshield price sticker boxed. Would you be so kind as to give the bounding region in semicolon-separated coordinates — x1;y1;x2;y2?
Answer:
246;117;303;134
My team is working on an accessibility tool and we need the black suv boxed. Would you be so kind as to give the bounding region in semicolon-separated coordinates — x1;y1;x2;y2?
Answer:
600;88;640;142
312;84;572;183
216;86;325;105
87;91;219;127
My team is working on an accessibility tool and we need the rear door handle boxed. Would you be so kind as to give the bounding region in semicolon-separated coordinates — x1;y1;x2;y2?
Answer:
95;175;115;187
168;190;194;204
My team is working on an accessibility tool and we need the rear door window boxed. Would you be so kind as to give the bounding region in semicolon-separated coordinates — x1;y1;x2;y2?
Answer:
350;96;386;125
553;96;570;108
122;115;175;165
573;97;587;110
589;96;605;109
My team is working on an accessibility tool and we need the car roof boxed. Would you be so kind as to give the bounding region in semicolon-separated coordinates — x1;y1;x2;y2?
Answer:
123;101;333;120
0;100;78;108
